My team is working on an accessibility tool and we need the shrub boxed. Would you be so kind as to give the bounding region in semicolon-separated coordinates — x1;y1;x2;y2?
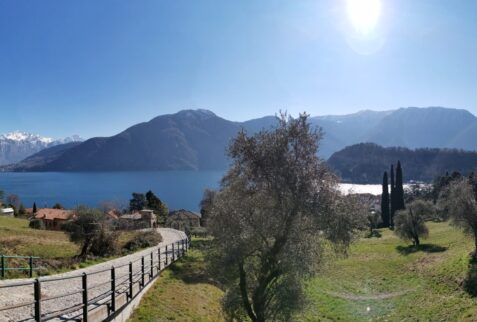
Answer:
89;228;119;257
29;219;45;230
394;207;429;246
190;226;208;238
123;230;163;252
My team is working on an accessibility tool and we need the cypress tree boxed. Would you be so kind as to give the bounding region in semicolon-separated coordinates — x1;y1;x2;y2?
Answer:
381;171;390;227
395;160;405;211
33;202;37;214
390;164;395;227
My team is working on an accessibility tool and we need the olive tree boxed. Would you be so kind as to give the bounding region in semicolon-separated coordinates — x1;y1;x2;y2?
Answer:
394;203;429;246
441;178;477;256
206;113;367;322
63;206;118;259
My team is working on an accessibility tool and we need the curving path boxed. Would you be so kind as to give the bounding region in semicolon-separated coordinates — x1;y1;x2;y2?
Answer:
0;228;187;322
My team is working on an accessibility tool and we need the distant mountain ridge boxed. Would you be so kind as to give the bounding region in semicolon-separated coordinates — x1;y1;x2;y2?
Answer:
0;131;83;165
5;106;477;172
328;143;477;183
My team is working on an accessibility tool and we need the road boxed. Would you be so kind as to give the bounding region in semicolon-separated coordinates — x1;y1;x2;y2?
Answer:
0;228;187;322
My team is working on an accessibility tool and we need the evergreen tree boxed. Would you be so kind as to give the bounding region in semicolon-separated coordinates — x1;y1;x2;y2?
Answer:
145;190;168;224
390;164;396;227
33;202;37;214
129;193;146;211
381;171;390;227
395;161;405;211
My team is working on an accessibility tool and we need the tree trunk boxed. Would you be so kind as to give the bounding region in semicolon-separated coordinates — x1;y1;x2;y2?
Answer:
473;229;477;258
79;239;91;260
239;262;257;322
414;236;420;247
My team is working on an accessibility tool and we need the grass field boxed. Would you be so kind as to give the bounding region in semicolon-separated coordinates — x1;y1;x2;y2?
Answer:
129;239;225;322
131;222;477;321
302;221;477;321
0;216;157;277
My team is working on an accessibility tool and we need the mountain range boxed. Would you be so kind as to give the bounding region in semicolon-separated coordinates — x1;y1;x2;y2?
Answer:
4;106;477;172
0;132;83;165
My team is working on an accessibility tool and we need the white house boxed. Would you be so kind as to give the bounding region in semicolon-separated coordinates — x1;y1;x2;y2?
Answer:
1;208;14;216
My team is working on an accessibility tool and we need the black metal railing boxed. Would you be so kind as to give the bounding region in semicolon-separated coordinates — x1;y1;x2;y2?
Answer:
0;236;191;322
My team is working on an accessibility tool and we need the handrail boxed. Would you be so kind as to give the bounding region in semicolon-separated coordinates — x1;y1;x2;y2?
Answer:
0;235;190;322
0;254;39;279
0;255;40;259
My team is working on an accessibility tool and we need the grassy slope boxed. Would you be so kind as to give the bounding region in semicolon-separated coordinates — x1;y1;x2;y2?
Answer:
130;223;477;322
0;215;78;258
129;239;224;322
0;216;158;277
302;222;477;321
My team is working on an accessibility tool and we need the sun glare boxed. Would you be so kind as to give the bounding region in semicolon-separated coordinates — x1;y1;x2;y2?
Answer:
346;0;382;34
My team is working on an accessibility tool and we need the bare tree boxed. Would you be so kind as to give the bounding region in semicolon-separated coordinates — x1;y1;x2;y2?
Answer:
441;178;477;256
6;194;20;210
206;113;367;322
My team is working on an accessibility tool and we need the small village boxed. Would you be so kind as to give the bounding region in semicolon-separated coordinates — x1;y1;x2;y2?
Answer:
0;193;202;233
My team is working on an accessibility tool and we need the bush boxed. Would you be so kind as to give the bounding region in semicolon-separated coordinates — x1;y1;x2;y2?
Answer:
394;207;429;246
190;226;208;238
29;219;45;230
365;229;382;238
89;228;119;257
123;230;163;252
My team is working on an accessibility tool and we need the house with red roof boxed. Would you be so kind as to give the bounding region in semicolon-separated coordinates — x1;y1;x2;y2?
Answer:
34;208;74;230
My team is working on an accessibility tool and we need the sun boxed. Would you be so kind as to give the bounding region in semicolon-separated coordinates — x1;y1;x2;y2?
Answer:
346;0;382;35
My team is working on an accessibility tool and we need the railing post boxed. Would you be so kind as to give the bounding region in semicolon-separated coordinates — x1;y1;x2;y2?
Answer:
110;266;116;313
150;252;154;279
82;273;88;322
29;256;34;278
157;248;161;272
34;278;41;322
165;245;169;266
172;243;175;261
1;255;5;279
129;262;133;300
141;256;145;287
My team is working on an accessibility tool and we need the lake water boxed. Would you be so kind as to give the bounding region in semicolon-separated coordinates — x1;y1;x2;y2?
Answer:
0;172;391;211
0;171;224;211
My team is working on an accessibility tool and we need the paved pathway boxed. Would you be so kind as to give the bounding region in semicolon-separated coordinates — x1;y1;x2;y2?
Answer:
0;228;187;322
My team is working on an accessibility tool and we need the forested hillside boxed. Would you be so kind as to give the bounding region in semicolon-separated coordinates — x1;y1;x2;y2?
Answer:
328;143;477;183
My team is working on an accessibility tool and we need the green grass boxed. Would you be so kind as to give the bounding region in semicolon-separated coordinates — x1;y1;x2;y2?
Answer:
301;221;477;321
0;216;161;277
0;216;78;259
129;239;225;322
130;223;477;321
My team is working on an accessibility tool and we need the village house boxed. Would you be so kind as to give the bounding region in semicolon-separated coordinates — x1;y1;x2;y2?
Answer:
34;208;74;230
1;207;14;216
166;209;201;231
119;209;157;230
106;209;121;220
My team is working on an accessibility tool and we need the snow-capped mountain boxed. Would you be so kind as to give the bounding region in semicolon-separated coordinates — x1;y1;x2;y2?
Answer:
0;131;83;165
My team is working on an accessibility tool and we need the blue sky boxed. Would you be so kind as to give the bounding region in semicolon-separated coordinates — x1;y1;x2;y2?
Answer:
0;0;476;138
